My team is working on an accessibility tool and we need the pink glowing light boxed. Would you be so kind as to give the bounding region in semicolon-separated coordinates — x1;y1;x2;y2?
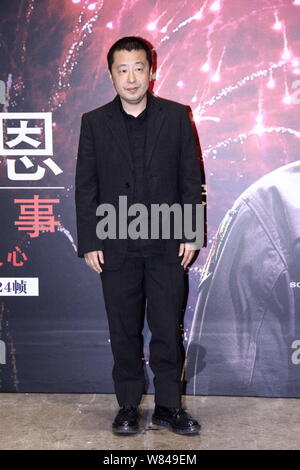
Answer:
253;113;265;135
201;62;210;72
193;10;203;20
211;72;220;82
210;0;221;12
147;21;158;31
283;93;292;104
282;49;292;60
273;20;282;30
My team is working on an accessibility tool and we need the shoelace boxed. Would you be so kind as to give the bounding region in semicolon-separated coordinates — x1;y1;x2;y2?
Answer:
171;407;192;419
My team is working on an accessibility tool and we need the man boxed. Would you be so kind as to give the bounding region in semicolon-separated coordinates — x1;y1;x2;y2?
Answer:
75;36;203;435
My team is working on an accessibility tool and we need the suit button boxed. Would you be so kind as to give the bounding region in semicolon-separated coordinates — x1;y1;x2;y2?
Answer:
125;182;130;188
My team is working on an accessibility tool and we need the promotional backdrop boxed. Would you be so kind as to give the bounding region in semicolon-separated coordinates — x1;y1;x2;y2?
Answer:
0;0;299;397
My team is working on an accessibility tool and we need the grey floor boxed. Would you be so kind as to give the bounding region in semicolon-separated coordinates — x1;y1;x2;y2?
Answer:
0;393;299;450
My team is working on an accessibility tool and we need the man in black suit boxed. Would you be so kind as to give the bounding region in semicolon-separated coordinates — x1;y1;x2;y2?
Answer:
75;36;203;435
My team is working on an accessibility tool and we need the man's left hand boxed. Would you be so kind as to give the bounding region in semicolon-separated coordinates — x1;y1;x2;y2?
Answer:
178;243;198;270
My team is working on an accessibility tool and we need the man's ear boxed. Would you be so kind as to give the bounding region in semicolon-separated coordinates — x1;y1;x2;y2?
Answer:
149;67;153;80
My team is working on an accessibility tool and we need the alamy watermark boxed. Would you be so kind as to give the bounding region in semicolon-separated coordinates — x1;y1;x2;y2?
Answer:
291;340;300;365
0;340;5;365
95;196;204;248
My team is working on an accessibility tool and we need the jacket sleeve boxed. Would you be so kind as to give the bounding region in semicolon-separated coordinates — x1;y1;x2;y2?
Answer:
179;105;204;247
75;113;104;258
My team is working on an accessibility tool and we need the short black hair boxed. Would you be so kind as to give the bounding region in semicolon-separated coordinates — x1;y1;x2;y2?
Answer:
107;36;152;73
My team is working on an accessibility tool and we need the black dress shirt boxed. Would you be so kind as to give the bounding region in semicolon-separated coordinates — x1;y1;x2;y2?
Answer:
118;94;163;256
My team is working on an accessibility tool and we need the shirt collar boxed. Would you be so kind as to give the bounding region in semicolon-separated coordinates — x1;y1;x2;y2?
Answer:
118;92;150;120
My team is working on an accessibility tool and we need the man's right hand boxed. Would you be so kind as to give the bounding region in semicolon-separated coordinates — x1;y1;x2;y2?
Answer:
84;250;104;273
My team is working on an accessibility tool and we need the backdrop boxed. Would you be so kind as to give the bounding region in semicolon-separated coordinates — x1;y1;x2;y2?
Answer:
0;0;299;398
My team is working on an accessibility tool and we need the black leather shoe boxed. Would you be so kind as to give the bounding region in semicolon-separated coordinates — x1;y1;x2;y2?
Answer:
152;405;201;435
112;405;140;435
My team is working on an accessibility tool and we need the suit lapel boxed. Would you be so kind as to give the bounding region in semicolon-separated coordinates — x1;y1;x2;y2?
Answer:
105;94;134;172
104;90;165;175
144;90;165;170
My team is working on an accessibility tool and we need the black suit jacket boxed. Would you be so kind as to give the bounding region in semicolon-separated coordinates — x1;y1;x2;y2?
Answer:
75;89;203;270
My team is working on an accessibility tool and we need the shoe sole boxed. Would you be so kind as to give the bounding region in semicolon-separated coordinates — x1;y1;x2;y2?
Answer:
112;425;140;435
152;416;200;435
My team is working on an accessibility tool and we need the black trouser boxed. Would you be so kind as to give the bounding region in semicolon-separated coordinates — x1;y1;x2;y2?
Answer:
100;252;187;408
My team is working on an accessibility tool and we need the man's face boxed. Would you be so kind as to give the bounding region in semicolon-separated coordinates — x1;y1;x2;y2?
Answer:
109;49;151;105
